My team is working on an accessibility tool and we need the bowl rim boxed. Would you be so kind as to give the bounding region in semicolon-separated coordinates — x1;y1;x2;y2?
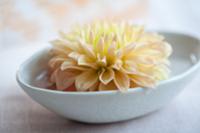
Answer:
16;31;200;95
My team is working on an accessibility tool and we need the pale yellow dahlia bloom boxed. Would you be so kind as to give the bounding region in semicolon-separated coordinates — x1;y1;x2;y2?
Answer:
48;22;172;92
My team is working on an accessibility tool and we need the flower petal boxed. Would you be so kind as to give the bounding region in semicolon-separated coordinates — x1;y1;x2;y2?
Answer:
51;39;77;52
163;42;173;57
113;70;130;91
97;54;107;67
75;69;98;91
112;59;122;70
139;33;164;43
99;81;117;91
96;38;104;56
54;69;80;90
48;57;67;69
106;43;117;63
89;81;99;91
50;69;58;82
99;68;114;84
68;52;82;61
130;81;137;88
130;74;156;88
60;58;77;70
78;39;96;58
78;55;97;69
121;60;138;74
124;43;136;53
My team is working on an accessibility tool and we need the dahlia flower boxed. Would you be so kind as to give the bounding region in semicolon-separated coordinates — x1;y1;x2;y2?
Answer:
48;22;172;92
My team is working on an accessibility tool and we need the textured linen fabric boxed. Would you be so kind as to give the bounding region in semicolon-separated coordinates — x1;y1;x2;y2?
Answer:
0;46;200;133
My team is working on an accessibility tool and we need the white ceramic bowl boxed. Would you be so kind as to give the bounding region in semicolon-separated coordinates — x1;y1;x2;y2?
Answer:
17;32;200;123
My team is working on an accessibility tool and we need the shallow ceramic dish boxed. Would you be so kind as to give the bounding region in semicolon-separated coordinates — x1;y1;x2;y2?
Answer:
17;32;200;123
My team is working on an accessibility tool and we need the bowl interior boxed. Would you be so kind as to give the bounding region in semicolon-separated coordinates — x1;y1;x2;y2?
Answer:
18;32;200;90
164;32;200;76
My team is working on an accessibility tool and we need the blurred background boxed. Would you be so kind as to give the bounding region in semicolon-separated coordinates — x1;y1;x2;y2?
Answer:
1;0;200;50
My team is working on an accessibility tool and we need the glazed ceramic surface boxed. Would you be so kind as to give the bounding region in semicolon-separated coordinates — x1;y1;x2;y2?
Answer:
17;32;200;123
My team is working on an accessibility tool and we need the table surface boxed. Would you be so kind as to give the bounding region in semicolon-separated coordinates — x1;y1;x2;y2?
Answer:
0;46;200;133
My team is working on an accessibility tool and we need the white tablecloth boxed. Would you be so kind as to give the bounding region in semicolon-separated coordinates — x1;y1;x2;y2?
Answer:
0;46;200;133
